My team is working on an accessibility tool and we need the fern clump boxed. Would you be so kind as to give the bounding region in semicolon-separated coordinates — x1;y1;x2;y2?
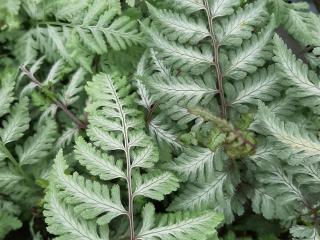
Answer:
0;68;58;239
44;73;223;240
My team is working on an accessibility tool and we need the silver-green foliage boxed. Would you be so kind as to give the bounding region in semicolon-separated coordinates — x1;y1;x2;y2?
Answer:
138;0;277;224
44;73;222;240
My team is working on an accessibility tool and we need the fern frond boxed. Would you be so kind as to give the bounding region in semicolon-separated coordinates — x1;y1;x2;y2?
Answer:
56;127;79;149
0;73;15;118
169;0;205;14
167;147;216;182
216;0;267;46
168;173;230;212
148;73;216;107
227;65;280;108
44;188;106;240
223;21;274;80
251;188;276;220
60;68;86;105
0;170;23;193
86;73;158;169
137;203;223;240
252;103;320;165
149;115;183;150
257;166;306;206
144;27;212;75
273;34;320;113
133;172;179;201
16;119;57;165
74;137;126;181
0;98;30;144
0;200;21;239
290;225;320;240
52;151;126;225
210;0;240;18
147;3;209;44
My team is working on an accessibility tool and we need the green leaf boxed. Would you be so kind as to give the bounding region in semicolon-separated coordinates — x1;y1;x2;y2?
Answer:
74;137;126;181
44;188;107;240
273;34;320;114
137;203;223;240
224;20;274;80
216;0;267;46
16;119;57;165
210;0;241;18
0;97;30;144
0;72;15;118
147;3;209;44
133;172;179;201
51;151;126;225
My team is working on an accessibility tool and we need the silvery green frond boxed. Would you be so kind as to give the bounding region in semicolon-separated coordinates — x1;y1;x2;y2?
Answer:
0;73;15;118
209;0;240;18
169;0;205;14
20;58;66;97
86;73;159;168
289;164;320;193
168;172;231;212
131;142;159;169
147;3;209;44
0;200;22;240
252;103;320;165
56;127;79;149
16;119;57;165
133;172;179;201
216;0;267;46
136;79;154;110
60;68;86;105
224;21;274;80
74;137;126;181
0;170;24;193
149;115;183;150
150;49;171;78
14;31;38;64
267;97;297;117
148;73;216;107
51;151;126;225
227;65;280;109
144;27;212;75
0;97;30;144
257;166;306;206
44;188;107;240
290;225;320;240
161;104;202;127
248;139;275;166
137;203;223;240
167;147;216;182
250;188;276;220
273;34;320;113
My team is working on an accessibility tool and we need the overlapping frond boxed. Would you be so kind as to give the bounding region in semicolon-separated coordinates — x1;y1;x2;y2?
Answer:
148;73;216;107
0;98;30;144
226;66;280;109
168;172;231;212
15;119;56;166
216;0;267;46
51;151;126;225
223;21;274;80
167;147;216;182
44;188;106;240
137;203;223;240
273;34;320;113
133;172;179;201
252;103;320;165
